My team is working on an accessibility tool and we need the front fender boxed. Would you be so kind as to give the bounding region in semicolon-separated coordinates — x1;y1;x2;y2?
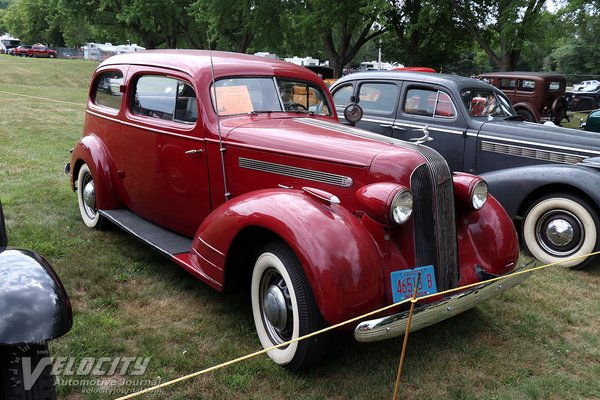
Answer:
481;164;600;218
0;249;72;345
70;134;121;210
191;189;384;325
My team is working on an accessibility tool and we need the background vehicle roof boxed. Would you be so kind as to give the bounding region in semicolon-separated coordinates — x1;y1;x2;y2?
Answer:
99;49;323;82
333;71;498;93
478;71;566;79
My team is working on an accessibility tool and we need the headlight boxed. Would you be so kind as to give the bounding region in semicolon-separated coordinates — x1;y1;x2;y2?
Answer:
470;180;488;210
391;189;413;224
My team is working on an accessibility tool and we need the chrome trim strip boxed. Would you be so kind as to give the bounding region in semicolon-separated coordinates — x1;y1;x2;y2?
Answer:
86;109;204;142
196;236;225;257
354;265;530;343
393;122;464;135
478;133;600;156
481;140;588;164
191;247;221;271
239;157;354;187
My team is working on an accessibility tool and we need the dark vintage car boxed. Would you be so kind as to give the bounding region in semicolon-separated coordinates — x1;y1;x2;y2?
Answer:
477;72;568;124
330;71;600;269
581;109;600;133
566;85;600;112
0;201;72;399
66;50;524;370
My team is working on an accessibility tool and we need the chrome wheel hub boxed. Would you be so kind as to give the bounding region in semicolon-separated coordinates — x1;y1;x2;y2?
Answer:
83;181;96;210
260;268;292;345
263;285;288;331
536;210;583;256
545;219;574;247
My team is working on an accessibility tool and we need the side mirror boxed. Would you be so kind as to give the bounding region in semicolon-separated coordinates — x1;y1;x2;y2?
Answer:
0;201;7;252
343;103;363;126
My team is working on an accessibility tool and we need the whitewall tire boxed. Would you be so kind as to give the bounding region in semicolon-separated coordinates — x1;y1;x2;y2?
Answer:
522;194;599;269
76;163;105;229
251;243;328;371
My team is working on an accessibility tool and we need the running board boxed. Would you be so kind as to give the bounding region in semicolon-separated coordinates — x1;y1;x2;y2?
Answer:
100;209;193;257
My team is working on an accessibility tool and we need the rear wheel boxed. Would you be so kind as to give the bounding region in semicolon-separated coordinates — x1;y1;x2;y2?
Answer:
522;194;599;269
251;242;328;371
77;163;105;229
0;344;55;400
516;108;535;122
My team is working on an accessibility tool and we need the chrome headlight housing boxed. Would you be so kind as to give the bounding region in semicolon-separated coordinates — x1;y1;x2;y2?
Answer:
470;180;488;210
391;189;413;224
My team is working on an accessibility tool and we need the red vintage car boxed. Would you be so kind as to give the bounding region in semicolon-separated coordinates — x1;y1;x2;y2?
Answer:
66;50;524;370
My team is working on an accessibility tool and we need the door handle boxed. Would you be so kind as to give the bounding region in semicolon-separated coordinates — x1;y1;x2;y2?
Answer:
379;123;392;128
185;149;203;154
392;125;406;131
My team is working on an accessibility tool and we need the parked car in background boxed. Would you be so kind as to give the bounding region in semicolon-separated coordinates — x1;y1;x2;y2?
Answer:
476;72;568;124
29;44;57;58
566;84;600;112
67;50;524;371
331;71;600;269
581;109;600;133
10;45;32;56
0;201;72;399
573;79;600;92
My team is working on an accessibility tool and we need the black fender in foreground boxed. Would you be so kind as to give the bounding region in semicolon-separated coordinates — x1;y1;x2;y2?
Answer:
0;249;73;345
480;164;600;219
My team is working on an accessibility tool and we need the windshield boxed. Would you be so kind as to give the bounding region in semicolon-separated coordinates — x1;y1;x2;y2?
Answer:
211;77;331;116
461;89;514;118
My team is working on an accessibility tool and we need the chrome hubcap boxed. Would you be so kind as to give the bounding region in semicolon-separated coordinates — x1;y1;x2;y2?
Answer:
263;285;288;331
536;210;583;256
83;181;96;210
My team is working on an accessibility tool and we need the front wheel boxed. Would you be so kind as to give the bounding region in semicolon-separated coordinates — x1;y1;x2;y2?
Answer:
522;194;599;269
0;344;55;399
251;243;328;371
77;163;105;229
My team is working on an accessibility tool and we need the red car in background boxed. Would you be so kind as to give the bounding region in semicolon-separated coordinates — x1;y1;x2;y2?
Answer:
29;44;57;58
10;45;31;56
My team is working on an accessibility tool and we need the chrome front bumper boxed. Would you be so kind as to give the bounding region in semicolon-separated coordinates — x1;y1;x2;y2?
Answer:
354;266;530;343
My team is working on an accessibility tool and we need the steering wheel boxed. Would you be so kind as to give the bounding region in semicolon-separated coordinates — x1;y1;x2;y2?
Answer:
285;102;308;112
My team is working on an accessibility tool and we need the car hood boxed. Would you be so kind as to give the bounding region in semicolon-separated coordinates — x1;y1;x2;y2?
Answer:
479;119;600;157
223;116;426;168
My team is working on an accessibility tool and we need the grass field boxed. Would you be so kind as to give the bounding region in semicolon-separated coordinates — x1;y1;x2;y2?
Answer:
1;56;599;400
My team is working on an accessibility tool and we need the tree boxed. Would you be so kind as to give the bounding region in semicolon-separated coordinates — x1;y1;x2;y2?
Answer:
287;0;388;78
450;0;547;71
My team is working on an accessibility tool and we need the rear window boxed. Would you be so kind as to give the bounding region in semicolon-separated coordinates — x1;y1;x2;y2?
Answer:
548;81;561;91
131;75;197;124
92;71;124;110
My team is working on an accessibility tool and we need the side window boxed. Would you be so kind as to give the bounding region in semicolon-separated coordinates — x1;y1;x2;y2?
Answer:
434;92;457;118
131;75;197;124
548;81;561;91
92;71;124;110
358;83;398;114
518;79;535;92
499;79;516;90
332;84;354;107
403;88;437;117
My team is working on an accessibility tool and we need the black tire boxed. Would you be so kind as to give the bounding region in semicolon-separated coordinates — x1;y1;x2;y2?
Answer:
0;344;56;400
76;163;105;229
551;97;568;124
516;108;535;122
251;242;328;371
522;193;599;269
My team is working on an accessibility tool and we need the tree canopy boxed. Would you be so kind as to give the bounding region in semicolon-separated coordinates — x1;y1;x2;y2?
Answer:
1;0;599;79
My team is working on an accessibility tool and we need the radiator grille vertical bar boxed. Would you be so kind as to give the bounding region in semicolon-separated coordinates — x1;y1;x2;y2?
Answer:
410;147;459;291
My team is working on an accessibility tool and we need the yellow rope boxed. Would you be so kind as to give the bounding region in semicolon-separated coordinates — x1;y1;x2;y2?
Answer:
114;250;600;400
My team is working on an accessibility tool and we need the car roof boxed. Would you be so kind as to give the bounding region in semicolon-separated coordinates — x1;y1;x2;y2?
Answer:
99;49;323;82
478;71;566;80
333;71;498;93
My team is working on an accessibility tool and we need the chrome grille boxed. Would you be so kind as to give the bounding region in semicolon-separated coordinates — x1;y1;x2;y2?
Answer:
410;147;459;291
481;141;587;164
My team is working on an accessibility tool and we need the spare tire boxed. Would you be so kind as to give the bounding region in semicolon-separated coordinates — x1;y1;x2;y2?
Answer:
551;96;568;124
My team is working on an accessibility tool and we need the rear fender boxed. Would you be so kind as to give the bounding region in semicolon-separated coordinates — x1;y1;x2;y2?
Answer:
514;103;539;122
191;189;384;325
0;249;72;345
70;134;121;210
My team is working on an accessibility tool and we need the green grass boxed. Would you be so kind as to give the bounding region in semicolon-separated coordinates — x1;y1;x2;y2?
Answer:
1;56;600;399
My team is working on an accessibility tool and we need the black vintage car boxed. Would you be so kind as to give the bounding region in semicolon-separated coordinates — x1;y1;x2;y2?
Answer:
0;201;72;399
330;71;600;269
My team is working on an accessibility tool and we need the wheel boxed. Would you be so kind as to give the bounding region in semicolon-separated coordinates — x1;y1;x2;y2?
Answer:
0;343;56;399
251;242;328;371
522;194;599;269
551;97;567;124
516;108;535;122
76;163;105;229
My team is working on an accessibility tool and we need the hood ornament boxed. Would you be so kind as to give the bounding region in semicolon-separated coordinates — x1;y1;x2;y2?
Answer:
410;125;433;146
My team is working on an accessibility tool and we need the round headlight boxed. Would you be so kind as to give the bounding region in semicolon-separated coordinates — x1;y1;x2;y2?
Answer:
391;189;413;224
471;180;488;210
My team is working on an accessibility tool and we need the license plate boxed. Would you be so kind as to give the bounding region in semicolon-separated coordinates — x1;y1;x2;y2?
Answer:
391;265;437;303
